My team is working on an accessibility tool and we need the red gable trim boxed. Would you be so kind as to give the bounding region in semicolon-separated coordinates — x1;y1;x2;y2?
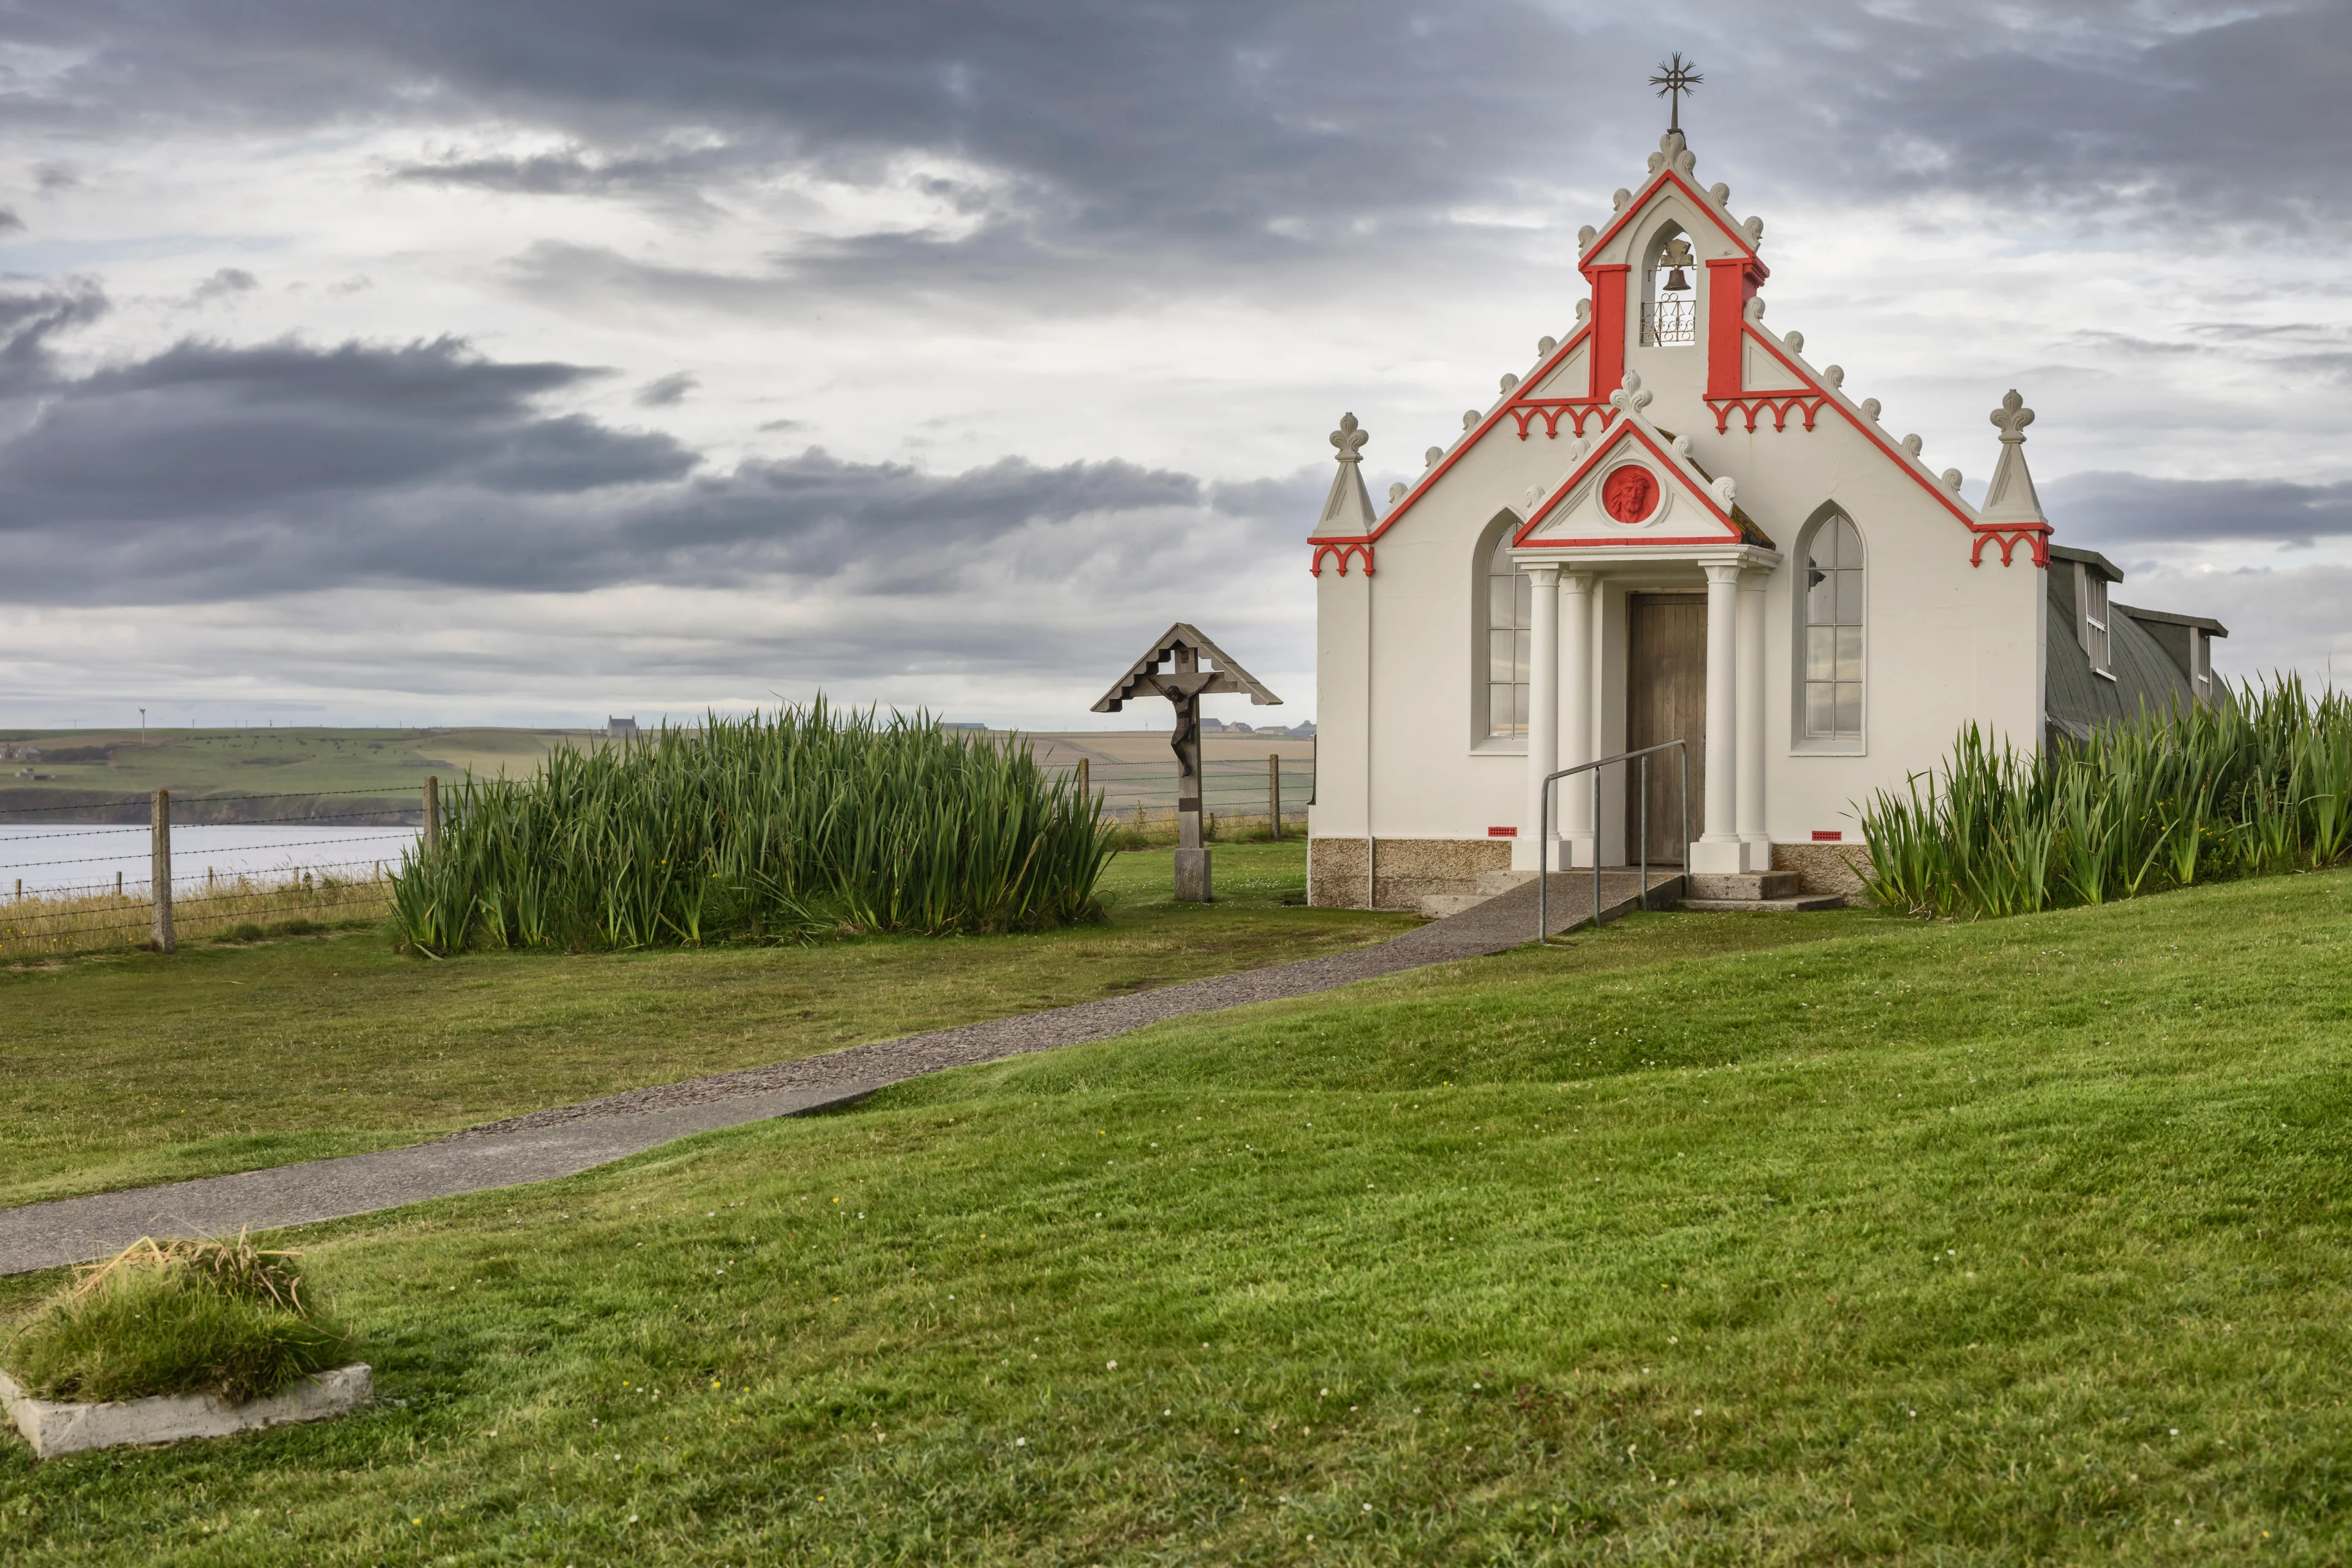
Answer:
1510;420;1746;549
1578;167;1766;283
1308;541;1375;577
1736;325;2051;568
1308;318;1597;551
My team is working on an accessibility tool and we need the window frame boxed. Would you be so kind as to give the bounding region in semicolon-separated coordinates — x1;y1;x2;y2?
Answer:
1471;510;1532;754
1789;503;1868;756
2078;562;2115;680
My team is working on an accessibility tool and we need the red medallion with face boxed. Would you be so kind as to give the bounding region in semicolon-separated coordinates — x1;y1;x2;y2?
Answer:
1600;465;1658;524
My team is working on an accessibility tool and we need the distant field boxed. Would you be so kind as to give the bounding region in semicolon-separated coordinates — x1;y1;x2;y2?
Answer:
0;728;593;823
0;726;1317;825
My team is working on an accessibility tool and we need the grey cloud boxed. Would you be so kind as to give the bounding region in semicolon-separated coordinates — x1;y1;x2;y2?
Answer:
0;278;108;388
2044;470;2352;550
0;294;1230;602
634;371;696;407
189;266;256;304
2;1;2345;292
0;296;696;579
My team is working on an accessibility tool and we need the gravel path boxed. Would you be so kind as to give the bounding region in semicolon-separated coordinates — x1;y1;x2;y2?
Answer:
0;870;1675;1275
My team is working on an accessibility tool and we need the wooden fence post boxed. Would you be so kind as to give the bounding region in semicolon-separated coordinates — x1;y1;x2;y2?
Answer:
151;788;175;954
1268;753;1281;839
424;775;441;856
1077;756;1090;805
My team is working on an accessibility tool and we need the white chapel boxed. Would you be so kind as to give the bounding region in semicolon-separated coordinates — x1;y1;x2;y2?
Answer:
1303;121;2226;911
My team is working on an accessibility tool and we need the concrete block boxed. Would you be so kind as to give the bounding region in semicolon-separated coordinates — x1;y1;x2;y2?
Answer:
1172;847;1212;902
1;1363;372;1459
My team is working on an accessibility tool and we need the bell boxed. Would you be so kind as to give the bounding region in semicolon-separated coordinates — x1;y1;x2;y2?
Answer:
1662;266;1691;293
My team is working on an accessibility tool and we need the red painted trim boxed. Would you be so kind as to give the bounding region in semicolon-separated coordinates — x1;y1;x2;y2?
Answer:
1704;256;1760;399
1706;393;1828;434
1588;266;1629;404
1507;402;1616;440
1309;541;1375;576
1737;323;2052;568
1578;167;1766;279
1969;529;2047;568
1510;420;1744;548
1308;320;1597;553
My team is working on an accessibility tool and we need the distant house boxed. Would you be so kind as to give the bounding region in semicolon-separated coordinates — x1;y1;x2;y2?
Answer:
941;722;989;731
606;717;639;741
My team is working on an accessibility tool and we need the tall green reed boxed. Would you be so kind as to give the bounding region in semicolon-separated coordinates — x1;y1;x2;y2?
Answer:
389;703;1112;954
1860;676;2352;919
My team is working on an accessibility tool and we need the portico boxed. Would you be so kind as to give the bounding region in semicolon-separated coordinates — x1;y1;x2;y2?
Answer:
1510;546;1780;874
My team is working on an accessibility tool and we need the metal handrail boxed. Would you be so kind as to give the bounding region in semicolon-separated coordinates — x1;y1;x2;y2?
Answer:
1536;738;1689;945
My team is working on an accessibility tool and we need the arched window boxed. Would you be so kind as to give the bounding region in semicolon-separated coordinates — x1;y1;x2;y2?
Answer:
1801;512;1864;742
1640;222;1696;347
1484;529;1531;740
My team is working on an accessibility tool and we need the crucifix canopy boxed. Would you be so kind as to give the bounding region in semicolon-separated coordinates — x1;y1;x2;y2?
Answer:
1090;624;1281;714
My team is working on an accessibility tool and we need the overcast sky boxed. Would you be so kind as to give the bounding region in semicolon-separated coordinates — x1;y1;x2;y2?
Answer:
0;0;2346;732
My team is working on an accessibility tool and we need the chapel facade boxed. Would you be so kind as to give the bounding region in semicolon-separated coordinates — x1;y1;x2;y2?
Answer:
1303;127;2225;911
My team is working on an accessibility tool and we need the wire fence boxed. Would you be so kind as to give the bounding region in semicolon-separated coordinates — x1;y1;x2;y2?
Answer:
1070;756;1315;834
0;788;423;959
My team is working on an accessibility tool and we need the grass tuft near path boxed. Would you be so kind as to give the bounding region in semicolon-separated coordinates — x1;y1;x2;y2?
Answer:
2;866;2348;1561
4;1237;353;1404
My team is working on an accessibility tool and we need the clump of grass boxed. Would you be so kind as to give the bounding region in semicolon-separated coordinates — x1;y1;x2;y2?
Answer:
1860;675;2352;918
2;1235;356;1405
390;700;1114;954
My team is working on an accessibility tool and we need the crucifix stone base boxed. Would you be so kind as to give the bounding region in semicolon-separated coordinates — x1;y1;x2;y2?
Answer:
1174;808;1212;902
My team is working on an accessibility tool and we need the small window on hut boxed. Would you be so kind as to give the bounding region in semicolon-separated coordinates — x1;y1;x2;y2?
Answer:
2078;564;2113;680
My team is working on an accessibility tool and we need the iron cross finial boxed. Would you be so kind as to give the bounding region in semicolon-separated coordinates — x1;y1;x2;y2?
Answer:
1649;53;1703;137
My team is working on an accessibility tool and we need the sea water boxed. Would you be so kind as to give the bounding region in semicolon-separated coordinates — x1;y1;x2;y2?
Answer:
0;823;422;897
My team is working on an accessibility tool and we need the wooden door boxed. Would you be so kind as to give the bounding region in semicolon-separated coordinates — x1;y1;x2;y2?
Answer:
1625;593;1706;865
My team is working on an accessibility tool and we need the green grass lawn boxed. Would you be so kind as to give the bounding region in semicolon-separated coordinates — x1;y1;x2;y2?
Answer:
0;843;1409;1207
6;867;2348;1562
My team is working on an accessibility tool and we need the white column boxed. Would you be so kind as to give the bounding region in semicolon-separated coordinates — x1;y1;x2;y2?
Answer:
1560;571;1597;867
1736;566;1770;872
1692;560;1744;873
1518;562;1562;871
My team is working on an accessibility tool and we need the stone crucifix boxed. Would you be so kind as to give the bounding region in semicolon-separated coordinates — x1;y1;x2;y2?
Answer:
1091;623;1282;902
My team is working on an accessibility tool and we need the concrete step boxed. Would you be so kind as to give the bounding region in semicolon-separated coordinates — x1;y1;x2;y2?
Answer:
1417;892;1494;919
1684;870;1803;902
1474;869;1540;896
1678;895;1850;913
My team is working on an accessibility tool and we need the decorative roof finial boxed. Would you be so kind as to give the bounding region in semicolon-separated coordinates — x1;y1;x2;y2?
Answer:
1649;53;1703;138
1978;390;2046;527
1312;412;1379;535
1329;411;1369;464
1990;388;2035;442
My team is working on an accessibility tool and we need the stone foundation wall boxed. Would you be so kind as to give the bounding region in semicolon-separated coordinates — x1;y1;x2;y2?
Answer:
1772;840;1875;902
1308;837;1510;910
